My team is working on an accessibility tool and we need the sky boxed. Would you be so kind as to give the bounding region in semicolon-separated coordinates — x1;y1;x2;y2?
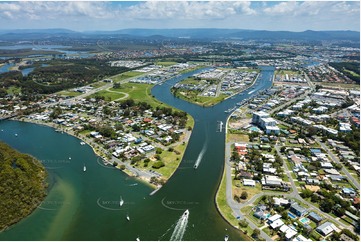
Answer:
0;1;359;32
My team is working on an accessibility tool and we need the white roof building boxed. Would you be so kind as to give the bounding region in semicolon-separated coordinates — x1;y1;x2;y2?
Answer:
316;222;338;236
268;214;282;223
243;179;256;187
293;234;311;241
270;219;284;229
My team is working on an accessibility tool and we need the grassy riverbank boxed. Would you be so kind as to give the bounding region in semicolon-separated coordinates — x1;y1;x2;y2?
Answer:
215;168;253;240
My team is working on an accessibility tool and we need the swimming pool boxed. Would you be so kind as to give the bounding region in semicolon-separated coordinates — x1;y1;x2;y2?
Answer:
299;217;310;224
249;126;261;132
288;212;297;219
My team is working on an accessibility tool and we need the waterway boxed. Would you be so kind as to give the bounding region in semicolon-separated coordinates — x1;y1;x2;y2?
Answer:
0;66;274;240
0;63;49;76
0;44;94;61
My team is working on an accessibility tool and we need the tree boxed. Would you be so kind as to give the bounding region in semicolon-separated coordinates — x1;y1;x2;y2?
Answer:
156;148;163;154
251;229;260;239
319;199;334;213
240;191;248;200
131;156;142;165
50;106;62;119
238;219;248;228
281;211;288;220
152;161;165;169
300;189;313;198
132;124;140;132
231;150;240;161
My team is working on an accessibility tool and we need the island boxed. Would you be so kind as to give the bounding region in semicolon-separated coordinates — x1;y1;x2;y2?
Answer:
0;142;47;231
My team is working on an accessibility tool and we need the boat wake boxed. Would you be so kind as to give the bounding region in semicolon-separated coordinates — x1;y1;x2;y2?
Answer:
193;143;206;169
170;210;189;241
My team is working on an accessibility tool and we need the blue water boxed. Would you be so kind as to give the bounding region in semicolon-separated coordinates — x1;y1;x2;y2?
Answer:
288;212;297;219
0;66;275;240
0;63;48;76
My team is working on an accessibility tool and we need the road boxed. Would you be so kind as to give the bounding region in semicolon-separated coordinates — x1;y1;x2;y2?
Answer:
222;136;354;241
222;71;354;239
314;137;360;189
270;71;315;115
224;140;273;241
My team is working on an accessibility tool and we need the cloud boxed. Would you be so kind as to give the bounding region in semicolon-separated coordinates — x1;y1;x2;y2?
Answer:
263;1;299;15
262;1;359;17
0;1;121;21
126;1;256;20
0;1;358;31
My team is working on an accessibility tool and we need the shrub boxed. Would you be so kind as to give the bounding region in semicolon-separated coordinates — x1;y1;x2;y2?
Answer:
152;161;165;169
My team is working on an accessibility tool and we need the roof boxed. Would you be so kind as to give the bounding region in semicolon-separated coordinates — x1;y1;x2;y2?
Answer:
316;222;336;235
270;219;284;229
268;214;282;222
291;203;307;214
293;234;311;241
243;179;256;186
308;212;322;222
285;228;297;239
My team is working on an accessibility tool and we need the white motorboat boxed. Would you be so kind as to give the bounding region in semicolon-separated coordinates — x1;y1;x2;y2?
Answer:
120;196;124;207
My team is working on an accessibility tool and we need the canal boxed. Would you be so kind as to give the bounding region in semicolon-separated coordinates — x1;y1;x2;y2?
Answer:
0;66;274;240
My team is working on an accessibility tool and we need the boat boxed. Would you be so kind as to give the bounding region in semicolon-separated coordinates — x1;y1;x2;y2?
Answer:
83;164;86;172
224;235;229;241
126;214;130;221
136;237;140;241
120;196;124;207
69;157;71;160
14;133;18;137
193;164;198;169
80;141;85;145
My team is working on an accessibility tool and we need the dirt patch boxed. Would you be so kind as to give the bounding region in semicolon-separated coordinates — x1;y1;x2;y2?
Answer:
305;185;320;192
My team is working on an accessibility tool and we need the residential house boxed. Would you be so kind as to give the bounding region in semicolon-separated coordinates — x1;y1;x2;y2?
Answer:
316;222;338;236
290;203;307;217
308;212;323;224
243;179;256;187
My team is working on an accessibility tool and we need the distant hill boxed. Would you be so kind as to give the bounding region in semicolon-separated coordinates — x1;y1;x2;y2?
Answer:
0;28;359;42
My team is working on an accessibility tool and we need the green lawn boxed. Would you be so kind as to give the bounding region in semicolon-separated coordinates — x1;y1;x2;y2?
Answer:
7;86;21;95
90;81;108;88
174;90;227;107
155;61;178;67
317;82;360;90
90;90;126;101
179;65;206;74
179;77;202;85
216;169;240;228
112;71;144;82
275;70;300;75
109;83;164;107
215;174;254;240
227;133;249;143
150;143;187;179
233;180;263;202
57;90;82;97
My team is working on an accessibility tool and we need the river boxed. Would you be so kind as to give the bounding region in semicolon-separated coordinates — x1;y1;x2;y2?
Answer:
0;66;274;240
